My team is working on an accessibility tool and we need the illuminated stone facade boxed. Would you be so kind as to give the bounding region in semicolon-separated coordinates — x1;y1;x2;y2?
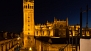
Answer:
69;24;90;37
22;0;91;51
35;17;68;37
23;0;35;48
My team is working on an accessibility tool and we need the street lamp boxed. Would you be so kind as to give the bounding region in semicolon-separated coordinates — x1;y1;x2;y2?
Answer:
29;47;32;51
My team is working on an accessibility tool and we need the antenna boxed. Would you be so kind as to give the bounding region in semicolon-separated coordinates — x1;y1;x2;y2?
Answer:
86;5;88;28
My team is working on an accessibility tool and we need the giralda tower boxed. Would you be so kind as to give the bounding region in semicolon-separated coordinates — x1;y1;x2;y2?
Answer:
23;0;35;48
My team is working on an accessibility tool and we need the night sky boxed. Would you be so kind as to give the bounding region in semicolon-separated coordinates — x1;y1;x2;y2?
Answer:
0;0;91;33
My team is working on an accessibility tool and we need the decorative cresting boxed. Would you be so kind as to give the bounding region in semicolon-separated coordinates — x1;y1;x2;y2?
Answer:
23;0;35;49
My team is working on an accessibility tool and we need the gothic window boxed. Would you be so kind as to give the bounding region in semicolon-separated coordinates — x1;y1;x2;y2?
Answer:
1;44;3;51
59;48;64;51
42;31;44;35
28;17;29;18
69;31;71;34
28;33;30;34
48;31;50;36
28;4;29;9
32;6;34;9
28;20;30;22
36;31;38;35
26;5;27;9
27;36;31;40
6;44;7;51
28;25;30;26
30;6;31;9
24;6;26;8
60;25;63;28
28;29;30;31
72;49;76;51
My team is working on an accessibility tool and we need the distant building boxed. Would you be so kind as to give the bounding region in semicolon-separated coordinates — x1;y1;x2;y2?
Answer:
69;24;91;37
22;0;91;51
35;17;68;37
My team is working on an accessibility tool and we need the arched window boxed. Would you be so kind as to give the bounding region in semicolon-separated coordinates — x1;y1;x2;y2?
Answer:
32;6;34;9
26;5;27;9
1;44;3;51
48;31;50;36
28;4;29;9
30;6;31;9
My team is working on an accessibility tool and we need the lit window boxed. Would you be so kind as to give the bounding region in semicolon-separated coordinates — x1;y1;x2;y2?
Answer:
69;31;71;34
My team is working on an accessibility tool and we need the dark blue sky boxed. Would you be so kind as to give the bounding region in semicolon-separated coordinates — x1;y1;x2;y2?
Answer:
0;0;91;33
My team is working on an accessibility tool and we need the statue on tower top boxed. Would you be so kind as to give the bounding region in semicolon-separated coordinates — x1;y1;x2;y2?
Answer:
24;0;34;2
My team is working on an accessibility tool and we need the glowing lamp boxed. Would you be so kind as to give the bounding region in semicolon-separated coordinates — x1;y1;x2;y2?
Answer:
29;47;32;50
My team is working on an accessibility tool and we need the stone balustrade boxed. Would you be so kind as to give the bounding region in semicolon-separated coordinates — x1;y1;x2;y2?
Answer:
0;37;22;51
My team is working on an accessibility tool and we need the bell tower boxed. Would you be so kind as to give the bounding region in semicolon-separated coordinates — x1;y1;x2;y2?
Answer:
23;0;35;48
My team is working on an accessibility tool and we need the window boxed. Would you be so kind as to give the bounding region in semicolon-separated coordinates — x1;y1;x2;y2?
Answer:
28;29;30;31
28;20;29;22
36;31;38;35
28;33;30;34
69;31;71;34
1;44;3;51
28;4;29;9
59;48;64;51
32;6;34;9
24;6;26;8
60;25;63;28
72;49;76;51
27;36;31;39
30;6;31;9
28;25;30;26
42;31;44;35
26;5;27;9
28;17;30;18
48;31;50;36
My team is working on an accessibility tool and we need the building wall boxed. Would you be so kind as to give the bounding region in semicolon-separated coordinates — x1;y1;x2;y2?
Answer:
35;41;80;51
69;24;91;37
23;0;35;48
35;23;54;36
35;18;68;37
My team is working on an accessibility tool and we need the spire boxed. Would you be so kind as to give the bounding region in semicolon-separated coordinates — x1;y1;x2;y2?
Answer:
66;17;68;26
54;17;57;22
47;20;49;24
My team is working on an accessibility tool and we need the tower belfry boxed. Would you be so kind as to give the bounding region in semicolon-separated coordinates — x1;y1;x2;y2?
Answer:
23;0;35;48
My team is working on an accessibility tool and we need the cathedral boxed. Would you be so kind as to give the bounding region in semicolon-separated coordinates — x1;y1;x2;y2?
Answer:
22;0;91;51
